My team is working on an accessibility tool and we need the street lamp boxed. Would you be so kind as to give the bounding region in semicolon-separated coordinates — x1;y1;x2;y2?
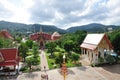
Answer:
61;54;67;80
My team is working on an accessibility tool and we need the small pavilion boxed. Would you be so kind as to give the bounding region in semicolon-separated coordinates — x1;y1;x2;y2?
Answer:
80;33;113;64
0;48;20;75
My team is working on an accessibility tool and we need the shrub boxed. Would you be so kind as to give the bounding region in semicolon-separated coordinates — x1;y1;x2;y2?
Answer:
105;55;115;64
98;57;104;64
20;66;29;72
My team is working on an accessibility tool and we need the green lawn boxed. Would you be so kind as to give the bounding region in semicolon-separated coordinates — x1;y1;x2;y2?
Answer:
46;54;55;69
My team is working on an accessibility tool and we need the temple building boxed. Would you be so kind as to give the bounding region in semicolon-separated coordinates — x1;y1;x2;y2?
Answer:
51;32;61;40
30;27;61;49
80;33;113;64
0;48;20;74
0;30;13;39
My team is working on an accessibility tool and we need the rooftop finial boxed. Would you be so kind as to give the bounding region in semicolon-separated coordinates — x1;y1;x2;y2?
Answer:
40;26;43;33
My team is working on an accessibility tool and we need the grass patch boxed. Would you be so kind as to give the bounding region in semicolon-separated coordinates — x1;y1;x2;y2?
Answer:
47;57;55;69
66;60;81;67
27;50;33;56
66;60;75;67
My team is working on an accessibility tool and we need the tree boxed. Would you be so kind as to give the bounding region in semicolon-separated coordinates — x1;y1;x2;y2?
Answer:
63;40;74;56
15;36;22;43
46;42;56;56
74;30;87;53
32;42;39;57
105;55;115;64
26;55;40;70
26;55;34;70
0;38;4;48
19;42;28;62
32;42;40;65
26;39;33;49
55;53;68;67
0;38;13;48
71;53;80;63
26;42;40;70
56;30;87;53
98;57;104;64
55;53;63;65
111;33;120;53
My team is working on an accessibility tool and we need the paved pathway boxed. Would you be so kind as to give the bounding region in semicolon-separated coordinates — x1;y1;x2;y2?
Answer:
1;65;120;80
16;66;108;80
80;55;90;66
94;64;120;80
40;50;49;71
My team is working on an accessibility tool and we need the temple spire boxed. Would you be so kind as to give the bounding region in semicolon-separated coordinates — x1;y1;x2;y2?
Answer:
40;26;43;33
34;26;36;33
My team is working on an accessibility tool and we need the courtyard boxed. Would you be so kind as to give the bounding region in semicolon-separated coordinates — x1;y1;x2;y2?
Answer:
0;64;119;80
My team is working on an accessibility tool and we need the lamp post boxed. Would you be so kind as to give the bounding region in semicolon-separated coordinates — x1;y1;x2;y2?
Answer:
61;54;67;80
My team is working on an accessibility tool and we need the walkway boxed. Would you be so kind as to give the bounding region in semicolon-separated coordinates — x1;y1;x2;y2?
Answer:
1;65;120;80
16;66;109;80
94;64;120;80
80;55;90;66
40;50;49;71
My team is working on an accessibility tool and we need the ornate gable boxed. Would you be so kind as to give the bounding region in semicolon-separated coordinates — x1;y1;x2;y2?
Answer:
0;52;4;62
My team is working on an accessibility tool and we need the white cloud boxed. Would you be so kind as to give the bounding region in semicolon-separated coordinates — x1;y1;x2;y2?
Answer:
0;0;120;29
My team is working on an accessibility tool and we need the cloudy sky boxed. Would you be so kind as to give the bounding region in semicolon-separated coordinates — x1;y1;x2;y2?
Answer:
0;0;120;29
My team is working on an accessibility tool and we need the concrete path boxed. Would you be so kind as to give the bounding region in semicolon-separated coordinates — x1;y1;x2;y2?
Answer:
94;64;120;80
80;55;90;66
1;65;120;80
40;50;49;71
16;66;108;80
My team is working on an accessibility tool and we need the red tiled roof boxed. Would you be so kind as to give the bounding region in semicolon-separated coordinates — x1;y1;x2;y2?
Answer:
30;32;52;40
30;32;61;41
0;48;19;66
0;30;13;39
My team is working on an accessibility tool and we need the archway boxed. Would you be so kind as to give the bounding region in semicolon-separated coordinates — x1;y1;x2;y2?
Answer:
40;41;44;49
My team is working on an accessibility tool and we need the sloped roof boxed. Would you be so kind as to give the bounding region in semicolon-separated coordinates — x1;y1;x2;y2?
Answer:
83;34;104;45
80;43;97;50
0;52;4;62
0;30;13;39
52;32;61;37
51;32;61;40
0;48;19;66
30;32;51;40
80;33;113;50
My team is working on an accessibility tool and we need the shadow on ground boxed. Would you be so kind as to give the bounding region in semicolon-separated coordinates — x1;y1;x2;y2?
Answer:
77;66;87;71
25;72;38;78
102;64;120;74
67;68;75;75
0;74;18;80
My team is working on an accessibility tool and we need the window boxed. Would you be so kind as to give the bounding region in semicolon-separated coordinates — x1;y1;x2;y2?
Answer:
104;49;107;57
